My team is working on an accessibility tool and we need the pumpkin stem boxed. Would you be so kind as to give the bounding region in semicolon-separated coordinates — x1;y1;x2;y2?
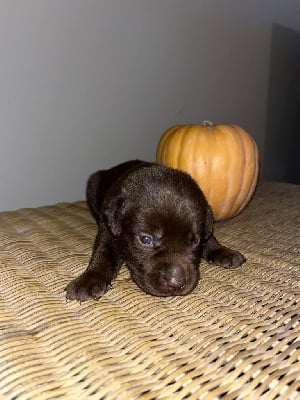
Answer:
202;120;214;127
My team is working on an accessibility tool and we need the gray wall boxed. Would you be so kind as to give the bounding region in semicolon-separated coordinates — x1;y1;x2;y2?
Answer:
1;1;300;211
264;23;300;184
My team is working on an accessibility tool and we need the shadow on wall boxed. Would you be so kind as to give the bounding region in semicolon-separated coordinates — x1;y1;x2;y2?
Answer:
264;23;300;184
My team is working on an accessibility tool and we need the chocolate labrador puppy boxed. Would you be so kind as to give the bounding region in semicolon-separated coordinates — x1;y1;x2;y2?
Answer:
65;160;245;301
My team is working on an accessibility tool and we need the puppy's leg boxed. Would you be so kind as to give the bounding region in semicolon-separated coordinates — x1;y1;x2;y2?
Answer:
203;235;245;268
65;226;120;302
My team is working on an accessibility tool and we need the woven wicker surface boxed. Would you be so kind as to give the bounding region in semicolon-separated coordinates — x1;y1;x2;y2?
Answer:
0;182;299;400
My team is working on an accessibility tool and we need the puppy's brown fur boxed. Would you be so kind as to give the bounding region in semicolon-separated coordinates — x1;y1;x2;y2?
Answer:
65;160;245;301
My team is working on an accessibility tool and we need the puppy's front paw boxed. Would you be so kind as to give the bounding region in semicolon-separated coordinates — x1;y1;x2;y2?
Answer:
207;248;246;269
65;273;112;302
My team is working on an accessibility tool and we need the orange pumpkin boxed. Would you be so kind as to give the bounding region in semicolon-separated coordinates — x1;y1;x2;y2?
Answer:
156;121;259;220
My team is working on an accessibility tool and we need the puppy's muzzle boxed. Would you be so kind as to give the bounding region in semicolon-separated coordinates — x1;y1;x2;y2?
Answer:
130;260;199;297
165;265;186;290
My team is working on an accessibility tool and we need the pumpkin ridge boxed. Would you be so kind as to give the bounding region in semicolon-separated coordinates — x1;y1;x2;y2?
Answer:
178;126;188;169
235;134;259;215
217;125;237;219
235;129;259;216
210;125;222;218
168;126;181;165
164;126;179;166
229;125;247;218
206;124;213;206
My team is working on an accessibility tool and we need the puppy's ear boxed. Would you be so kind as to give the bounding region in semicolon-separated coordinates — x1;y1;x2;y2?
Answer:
102;196;126;236
203;205;214;240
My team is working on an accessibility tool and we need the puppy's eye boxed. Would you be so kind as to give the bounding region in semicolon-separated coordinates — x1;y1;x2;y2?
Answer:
138;234;154;247
191;237;200;247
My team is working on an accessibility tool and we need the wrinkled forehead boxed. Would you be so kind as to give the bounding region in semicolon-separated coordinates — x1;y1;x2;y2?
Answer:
124;172;207;233
147;211;197;235
132;200;202;236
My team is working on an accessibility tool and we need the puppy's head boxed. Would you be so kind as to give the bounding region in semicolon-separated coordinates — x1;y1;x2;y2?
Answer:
103;165;213;297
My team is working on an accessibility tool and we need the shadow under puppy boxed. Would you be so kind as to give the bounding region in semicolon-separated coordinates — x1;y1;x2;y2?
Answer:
65;160;245;301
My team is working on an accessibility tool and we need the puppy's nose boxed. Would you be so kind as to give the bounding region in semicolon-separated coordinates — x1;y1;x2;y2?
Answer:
166;266;186;289
168;276;186;289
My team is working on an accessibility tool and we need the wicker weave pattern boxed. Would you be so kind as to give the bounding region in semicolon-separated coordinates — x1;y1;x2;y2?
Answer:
0;182;299;399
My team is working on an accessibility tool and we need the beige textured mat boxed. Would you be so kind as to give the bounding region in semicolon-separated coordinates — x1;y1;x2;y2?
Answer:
0;182;299;399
